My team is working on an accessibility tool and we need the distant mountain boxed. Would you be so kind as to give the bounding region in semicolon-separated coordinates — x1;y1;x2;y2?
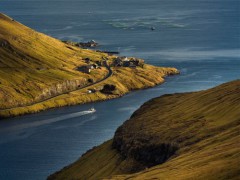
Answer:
49;80;240;180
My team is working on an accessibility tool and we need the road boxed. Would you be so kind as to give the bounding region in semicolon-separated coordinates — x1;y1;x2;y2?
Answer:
0;61;112;111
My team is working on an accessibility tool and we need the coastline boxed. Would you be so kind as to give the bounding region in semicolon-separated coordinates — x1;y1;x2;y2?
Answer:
48;80;240;180
0;1;239;180
0;13;179;119
0;65;179;119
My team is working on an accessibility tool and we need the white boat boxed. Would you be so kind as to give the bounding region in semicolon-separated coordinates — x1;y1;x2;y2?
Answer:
151;26;156;31
89;108;96;112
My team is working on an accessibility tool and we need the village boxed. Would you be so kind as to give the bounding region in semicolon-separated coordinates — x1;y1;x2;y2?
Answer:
77;58;103;74
77;56;145;95
62;39;144;73
78;56;145;74
111;56;145;68
63;40;98;48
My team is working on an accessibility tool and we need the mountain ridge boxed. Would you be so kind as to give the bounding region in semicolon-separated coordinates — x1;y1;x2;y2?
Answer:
49;80;240;180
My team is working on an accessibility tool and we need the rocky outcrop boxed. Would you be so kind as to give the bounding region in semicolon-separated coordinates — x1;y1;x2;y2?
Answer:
48;80;240;180
113;130;178;168
35;79;87;101
100;84;116;94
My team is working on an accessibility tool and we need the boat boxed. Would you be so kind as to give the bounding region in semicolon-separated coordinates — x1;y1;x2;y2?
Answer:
151;26;156;31
89;107;96;112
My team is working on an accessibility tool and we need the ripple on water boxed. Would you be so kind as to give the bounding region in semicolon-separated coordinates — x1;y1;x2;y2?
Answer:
104;16;187;30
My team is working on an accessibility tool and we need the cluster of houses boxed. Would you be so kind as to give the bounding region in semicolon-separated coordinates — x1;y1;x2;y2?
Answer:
63;40;98;48
78;58;102;74
78;40;98;48
112;56;144;68
78;56;144;74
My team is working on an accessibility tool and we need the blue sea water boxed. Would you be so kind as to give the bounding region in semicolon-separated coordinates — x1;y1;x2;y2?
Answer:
0;0;239;179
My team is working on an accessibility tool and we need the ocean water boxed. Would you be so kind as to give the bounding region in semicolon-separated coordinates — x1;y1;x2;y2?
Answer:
0;0;239;179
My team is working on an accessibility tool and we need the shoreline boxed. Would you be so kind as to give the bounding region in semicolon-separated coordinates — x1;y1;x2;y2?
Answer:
0;66;179;119
0;13;179;120
48;80;240;180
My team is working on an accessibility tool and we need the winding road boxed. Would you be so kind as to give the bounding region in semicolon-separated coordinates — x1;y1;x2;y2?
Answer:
0;60;112;111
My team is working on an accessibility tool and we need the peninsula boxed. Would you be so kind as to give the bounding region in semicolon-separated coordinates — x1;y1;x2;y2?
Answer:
0;13;179;118
49;80;240;180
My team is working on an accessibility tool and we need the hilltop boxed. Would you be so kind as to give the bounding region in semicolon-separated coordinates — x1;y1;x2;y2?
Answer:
0;13;178;118
49;80;240;180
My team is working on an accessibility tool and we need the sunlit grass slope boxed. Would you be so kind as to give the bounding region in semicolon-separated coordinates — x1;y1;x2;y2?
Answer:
49;80;240;180
0;13;178;118
0;13;107;108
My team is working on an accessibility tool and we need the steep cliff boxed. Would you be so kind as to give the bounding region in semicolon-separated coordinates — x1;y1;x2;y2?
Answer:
49;80;240;180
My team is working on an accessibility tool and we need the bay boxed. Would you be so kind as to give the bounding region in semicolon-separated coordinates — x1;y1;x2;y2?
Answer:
0;0;239;179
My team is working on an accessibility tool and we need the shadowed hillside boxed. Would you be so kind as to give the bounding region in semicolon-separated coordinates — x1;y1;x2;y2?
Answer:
0;13;178;118
49;80;240;180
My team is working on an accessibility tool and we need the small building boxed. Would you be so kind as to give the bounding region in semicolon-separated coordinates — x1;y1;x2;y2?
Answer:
131;58;145;67
92;64;98;69
89;40;96;44
129;62;137;68
87;89;96;94
122;56;128;61
96;61;102;66
130;58;139;66
122;60;130;67
112;56;144;68
77;66;92;73
113;57;123;67
84;58;90;64
87;78;94;83
88;64;95;69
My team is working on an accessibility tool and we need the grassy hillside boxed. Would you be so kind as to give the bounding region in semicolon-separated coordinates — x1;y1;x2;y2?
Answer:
0;13;108;108
0;13;178;118
49;80;240;180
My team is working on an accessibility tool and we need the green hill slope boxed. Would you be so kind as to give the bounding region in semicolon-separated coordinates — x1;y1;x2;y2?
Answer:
49;80;240;180
0;13;178;118
0;13;107;108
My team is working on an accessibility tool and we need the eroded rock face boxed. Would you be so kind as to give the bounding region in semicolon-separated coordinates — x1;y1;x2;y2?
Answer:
131;143;178;167
112;127;178;168
35;79;87;101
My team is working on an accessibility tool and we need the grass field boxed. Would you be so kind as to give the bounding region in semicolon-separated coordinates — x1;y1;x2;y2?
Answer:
49;80;240;180
0;13;178;118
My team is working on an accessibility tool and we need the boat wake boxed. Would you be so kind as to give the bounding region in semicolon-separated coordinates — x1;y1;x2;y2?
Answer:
0;110;94;133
